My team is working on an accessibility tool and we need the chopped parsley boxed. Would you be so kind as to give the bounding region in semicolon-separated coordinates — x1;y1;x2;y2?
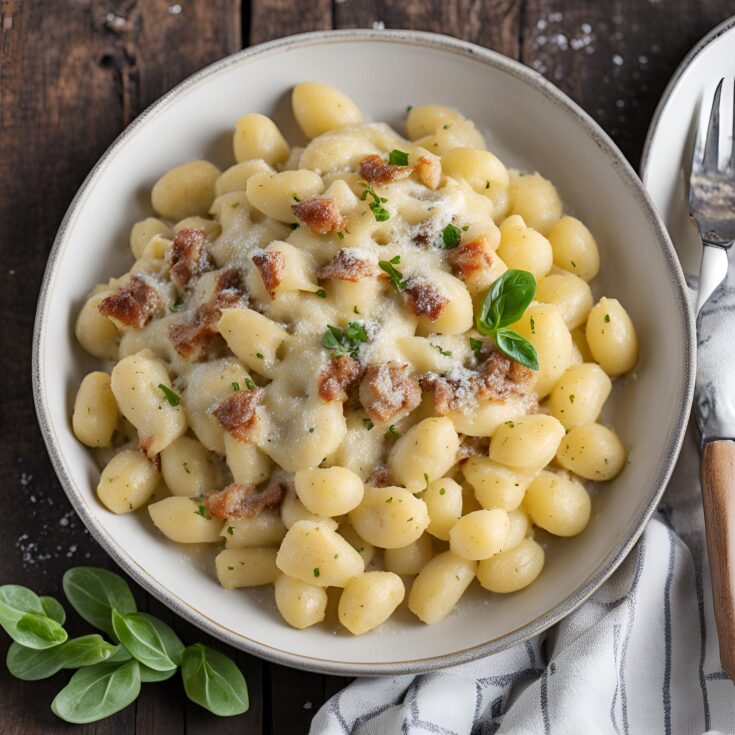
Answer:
227;526;234;535
196;505;210;519
424;473;430;490
505;420;515;428
245;378;256;390
388;149;410;166
308;427;315;433
432;343;452;357
439;487;446;495
170;295;185;313
158;384;181;407
256;352;264;359
231;381;240;392
315;288;327;298
360;182;390;222
387;424;401;437
182;462;190;474
470;337;484;357
337;231;345;240
442;223;462;248
323;322;369;358
227;566;234;571
378;255;408;291
385;497;393;504
530;317;536;335
313;567;320;578
292;193;301;202
569;394;575;403
604;314;611;323
362;418;374;431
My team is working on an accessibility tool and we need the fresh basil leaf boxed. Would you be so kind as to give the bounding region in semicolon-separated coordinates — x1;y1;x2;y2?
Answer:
0;586;67;649
477;269;536;334
441;223;462;248
107;645;133;663
180;643;249;717
378;258;408;291
7;634;116;681
111;610;182;672
495;328;539;371
51;660;141;724
14;613;68;649
62;567;136;638
40;596;66;625
345;321;368;344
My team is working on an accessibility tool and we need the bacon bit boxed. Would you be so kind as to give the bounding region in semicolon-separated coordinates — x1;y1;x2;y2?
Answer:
415;155;441;190
316;249;379;282
205;481;285;520
456;436;489;463
169;228;211;290
318;355;364;401
478;349;532;401
252;251;285;298
292;197;347;235
358;154;414;185
212;387;264;441
366;465;391;488
403;278;448;321
448;235;495;281
359;362;421;424
98;275;163;329
169;268;245;358
421;350;531;414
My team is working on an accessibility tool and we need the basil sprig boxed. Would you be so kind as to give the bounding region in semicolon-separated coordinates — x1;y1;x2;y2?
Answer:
323;322;368;358
1;567;250;724
476;269;539;371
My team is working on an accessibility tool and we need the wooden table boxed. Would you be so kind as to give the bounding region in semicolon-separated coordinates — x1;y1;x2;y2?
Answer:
1;1;732;732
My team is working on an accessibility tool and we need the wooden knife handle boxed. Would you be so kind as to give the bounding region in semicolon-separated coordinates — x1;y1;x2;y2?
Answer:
701;439;735;681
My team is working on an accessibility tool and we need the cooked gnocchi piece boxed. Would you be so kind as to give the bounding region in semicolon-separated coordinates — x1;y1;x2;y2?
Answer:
74;84;636;634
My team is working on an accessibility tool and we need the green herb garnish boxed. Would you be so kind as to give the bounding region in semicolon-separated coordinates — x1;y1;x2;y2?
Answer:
469;337;484;357
388;149;409;166
432;343;452;357
360;182;390;222
323;322;369;358
315;289;327;298
441;223;462;248
387;425;401;437
231;382;240;392
475;270;539;371
170;295;184;313
244;378;256;390
158;384;181;407
378;255;408;291
313;568;320;578
362;418;374;431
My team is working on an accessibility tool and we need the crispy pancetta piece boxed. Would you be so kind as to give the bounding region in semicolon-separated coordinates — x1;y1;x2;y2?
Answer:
421;349;532;414
252;251;285;298
169;228;211;290
316;249;378;282
169;267;245;358
359;362;421;424
358;154;414;185
292;196;347;235
414;155;441;190
98;275;163;329
447;235;495;281
212;387;264;441
403;278;448;321
205;480;285;520
318;355;364;401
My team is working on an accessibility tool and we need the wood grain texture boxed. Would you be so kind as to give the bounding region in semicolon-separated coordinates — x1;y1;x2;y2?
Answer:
701;440;735;681
2;0;735;731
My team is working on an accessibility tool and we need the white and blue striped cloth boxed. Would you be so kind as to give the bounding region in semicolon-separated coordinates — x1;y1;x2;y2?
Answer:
311;260;735;734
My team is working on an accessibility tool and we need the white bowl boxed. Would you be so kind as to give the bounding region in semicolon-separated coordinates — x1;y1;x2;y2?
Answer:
33;29;695;675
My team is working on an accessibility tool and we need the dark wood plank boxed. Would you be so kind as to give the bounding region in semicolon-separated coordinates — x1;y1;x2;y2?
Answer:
335;0;522;58
521;0;735;165
0;0;244;732
250;0;331;44
269;664;326;733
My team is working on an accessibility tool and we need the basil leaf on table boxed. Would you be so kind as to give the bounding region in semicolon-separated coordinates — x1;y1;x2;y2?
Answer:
40;596;66;625
7;634;116;681
180;643;249;716
111;610;183;671
477;269;536;334
495;328;540;371
139;663;178;682
0;586;67;649
62;567;136;638
51;660;141;724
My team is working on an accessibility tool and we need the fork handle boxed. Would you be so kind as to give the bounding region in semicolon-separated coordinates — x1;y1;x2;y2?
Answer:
701;439;735;681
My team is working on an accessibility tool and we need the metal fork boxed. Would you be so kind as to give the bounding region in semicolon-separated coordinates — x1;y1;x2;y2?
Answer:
689;78;735;314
